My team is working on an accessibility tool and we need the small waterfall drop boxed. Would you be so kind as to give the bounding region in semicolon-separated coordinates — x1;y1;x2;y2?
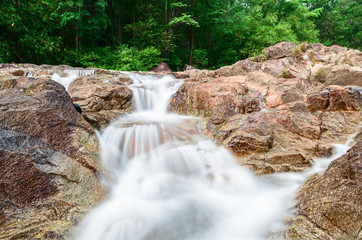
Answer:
78;73;353;240
51;69;95;89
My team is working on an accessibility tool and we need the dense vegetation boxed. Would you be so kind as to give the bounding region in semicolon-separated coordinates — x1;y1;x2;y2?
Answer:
0;0;360;71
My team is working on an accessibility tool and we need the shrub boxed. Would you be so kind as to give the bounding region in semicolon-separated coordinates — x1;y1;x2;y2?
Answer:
300;41;308;52
279;69;293;78
64;45;163;71
316;68;327;82
308;50;315;61
292;45;303;59
192;49;208;68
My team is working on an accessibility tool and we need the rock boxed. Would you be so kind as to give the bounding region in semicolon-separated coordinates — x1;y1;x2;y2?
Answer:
213;103;318;174
0;63;19;68
319;111;362;145
0;76;105;239
306;86;362;112
328;45;349;54
169;75;267;124
150;62;172;73
170;42;361;173
264;42;297;59
286;140;362;240
68;75;133;129
305;43;325;52
10;69;25;76
324;65;362;86
183;64;197;71
170;63;361;173
266;78;323;108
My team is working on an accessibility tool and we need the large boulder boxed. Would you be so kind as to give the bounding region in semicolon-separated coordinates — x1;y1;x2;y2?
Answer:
68;75;133;129
264;42;298;59
286;140;362;240
0;76;105;239
150;62;172;73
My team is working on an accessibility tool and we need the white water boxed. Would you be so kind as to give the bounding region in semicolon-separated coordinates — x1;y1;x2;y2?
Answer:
78;73;354;240
51;69;95;89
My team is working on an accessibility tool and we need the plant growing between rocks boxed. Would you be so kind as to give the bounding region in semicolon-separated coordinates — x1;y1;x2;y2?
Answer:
316;68;327;82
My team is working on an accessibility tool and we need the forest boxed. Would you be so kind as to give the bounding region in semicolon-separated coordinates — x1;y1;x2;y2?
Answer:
0;0;361;71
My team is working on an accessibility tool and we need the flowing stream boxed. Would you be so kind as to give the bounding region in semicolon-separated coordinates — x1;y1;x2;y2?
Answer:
76;73;353;240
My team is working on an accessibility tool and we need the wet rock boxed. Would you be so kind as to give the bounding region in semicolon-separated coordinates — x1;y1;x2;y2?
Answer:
0;76;105;239
286;140;362;240
68;75;133;129
319;111;362;145
169;76;265;124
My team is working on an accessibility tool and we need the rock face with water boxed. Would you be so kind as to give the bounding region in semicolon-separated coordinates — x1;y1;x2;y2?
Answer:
286;140;362;240
0;64;138;129
0;42;361;239
0;75;105;239
68;75;133;129
170;42;362;174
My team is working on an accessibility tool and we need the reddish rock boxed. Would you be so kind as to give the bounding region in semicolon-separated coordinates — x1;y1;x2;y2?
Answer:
306;86;361;114
266;78;323;108
168;76;269;124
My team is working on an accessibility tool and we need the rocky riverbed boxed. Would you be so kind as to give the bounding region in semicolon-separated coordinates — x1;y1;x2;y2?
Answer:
0;42;361;239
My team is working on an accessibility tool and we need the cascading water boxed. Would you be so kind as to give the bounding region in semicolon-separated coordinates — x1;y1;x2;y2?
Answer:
78;73;354;240
51;69;95;89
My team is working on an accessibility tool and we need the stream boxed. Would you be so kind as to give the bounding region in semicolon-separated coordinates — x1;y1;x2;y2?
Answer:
54;73;352;240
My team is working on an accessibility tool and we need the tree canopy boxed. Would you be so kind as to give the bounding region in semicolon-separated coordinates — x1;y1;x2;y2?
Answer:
0;0;360;70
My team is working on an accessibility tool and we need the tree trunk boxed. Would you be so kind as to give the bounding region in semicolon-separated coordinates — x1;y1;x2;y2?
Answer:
189;27;194;65
75;26;79;50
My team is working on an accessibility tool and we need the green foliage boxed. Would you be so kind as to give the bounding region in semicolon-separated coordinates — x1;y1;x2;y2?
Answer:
192;49;208;68
305;0;361;50
65;46;162;71
0;0;360;70
169;13;200;28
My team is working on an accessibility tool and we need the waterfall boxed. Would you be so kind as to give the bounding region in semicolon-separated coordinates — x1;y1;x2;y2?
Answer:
51;69;95;90
78;73;351;240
